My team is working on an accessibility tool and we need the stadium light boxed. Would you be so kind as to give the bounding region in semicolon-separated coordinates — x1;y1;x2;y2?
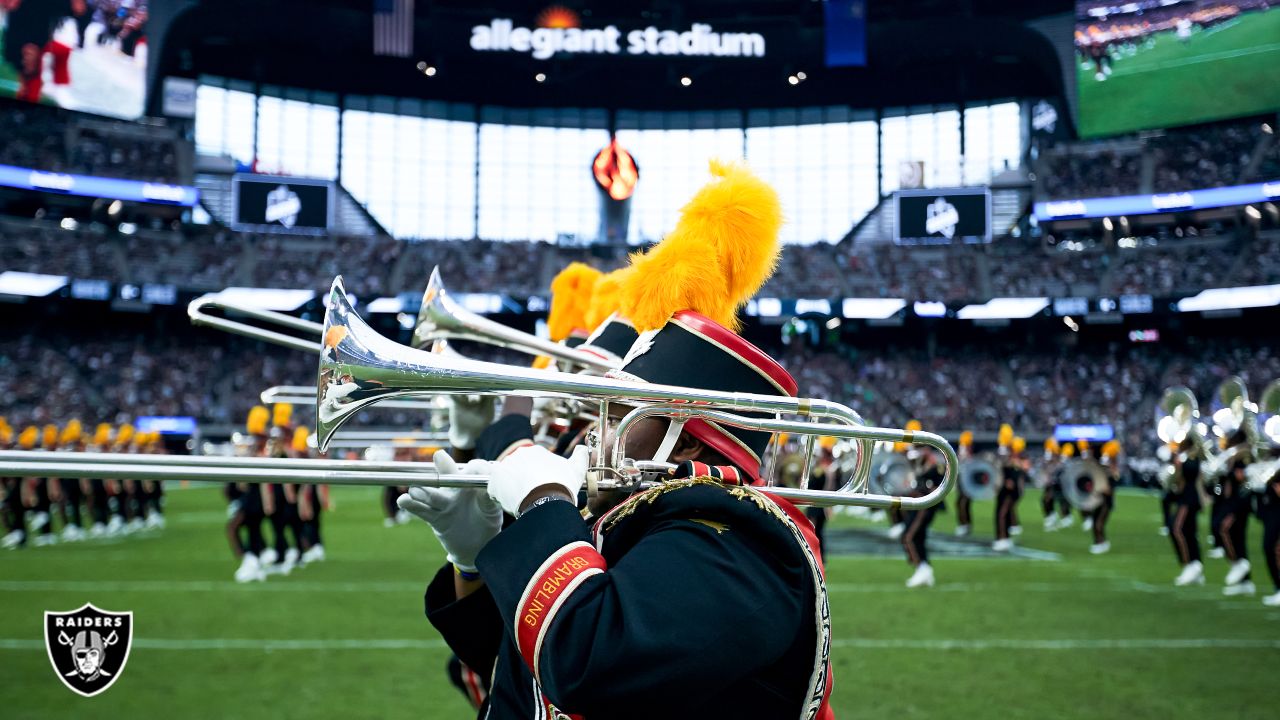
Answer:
841;298;906;319
1176;284;1280;313
535;72;547;83
212;288;315;312
680;75;692;86
956;297;1049;320
0;271;69;298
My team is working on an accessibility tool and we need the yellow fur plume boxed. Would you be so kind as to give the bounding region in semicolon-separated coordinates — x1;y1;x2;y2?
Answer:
620;160;783;333
585;267;631;330
273;403;293;428
246;406;269;436
547;263;602;342
292;427;311;453
19;426;38;449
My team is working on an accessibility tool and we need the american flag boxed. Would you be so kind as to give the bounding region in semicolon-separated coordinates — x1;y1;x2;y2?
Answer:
373;0;415;57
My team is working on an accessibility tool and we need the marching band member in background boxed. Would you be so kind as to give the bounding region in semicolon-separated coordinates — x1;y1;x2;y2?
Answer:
1091;440;1121;554
1051;442;1076;530
809;436;837;560
230;406;269;583
293;427;328;565
1040;437;1062;531
954;430;974;537
1170;437;1206;586
1257;462;1280;606
0;419;25;549
1218;430;1254;596
85;423;114;537
405;161;834;719
54;419;86;541
993;431;1025;552
30;424;59;546
139;430;167;529
904;443;945;588
262;403;304;574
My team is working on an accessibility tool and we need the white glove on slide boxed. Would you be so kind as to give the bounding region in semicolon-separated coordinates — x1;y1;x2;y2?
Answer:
397;450;500;573
488;445;590;516
447;394;496;451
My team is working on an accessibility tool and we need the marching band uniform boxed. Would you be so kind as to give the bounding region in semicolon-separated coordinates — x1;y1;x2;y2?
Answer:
31;424;59;546
993;435;1024;550
1256;467;1280;606
1218;433;1254;596
407;162;834;718
888;421;922;541
1091;440;1121;554
231;407;270;583
904;447;944;588
1040;438;1061;531
954;430;974;537
0;421;27;549
54;420;87;541
1170;440;1205;586
262;404;304;574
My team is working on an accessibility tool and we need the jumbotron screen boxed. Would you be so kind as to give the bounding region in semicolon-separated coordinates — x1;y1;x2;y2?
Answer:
0;0;148;119
1075;0;1280;137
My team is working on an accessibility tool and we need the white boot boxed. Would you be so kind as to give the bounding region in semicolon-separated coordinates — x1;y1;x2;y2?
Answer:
125;517;145;534
1207;546;1225;559
106;515;125;536
1263;590;1280;607
1089;541;1111;555
235;553;266;583
1009;525;1023;537
1;529;25;549
887;523;906;540
1043;516;1058;532
145;512;165;530
1222;581;1256;597
1225;559;1251;586
906;562;935;588
60;524;85;542
1056;515;1075;530
301;544;326;564
280;547;299;574
1082;517;1094;532
1157;525;1169;536
259;547;279;567
32;533;57;547
991;538;1013;552
954;524;971;537
395;509;412;525
1174;560;1205;586
89;522;107;538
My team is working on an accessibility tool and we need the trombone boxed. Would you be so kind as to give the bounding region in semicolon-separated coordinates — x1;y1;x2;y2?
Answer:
318;276;957;509
188;293;323;354
261;385;448;413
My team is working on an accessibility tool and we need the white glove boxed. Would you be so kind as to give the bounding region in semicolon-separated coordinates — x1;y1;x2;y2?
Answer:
487;445;590;516
396;450;500;573
447;394;496;450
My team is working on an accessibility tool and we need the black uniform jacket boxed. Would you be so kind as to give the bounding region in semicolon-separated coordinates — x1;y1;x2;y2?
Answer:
425;478;832;720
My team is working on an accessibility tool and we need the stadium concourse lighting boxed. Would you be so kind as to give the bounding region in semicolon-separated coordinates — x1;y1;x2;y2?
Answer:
680;75;692;86
0;271;68;297
1176;284;1280;313
956;297;1050;321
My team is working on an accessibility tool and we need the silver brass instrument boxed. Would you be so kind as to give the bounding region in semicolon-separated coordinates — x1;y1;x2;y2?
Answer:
319;277;957;509
1058;458;1111;512
1206;376;1262;479
189;293;324;354
261;385;449;414
413;267;616;372
1155;386;1217;466
958;457;1000;501
1246;379;1280;491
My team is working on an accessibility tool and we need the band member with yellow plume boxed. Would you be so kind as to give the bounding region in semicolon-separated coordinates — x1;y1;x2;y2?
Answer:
230;406;271;583
954;430;975;537
1087;440;1121;555
903;425;945;588
991;425;1020;551
1169;436;1206;586
85;423;115;537
261;402;305;575
409;160;835;719
886;420;922;541
0;419;24;549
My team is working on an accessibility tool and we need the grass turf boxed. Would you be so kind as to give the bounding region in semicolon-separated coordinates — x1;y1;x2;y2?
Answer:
0;484;1275;719
1076;10;1280;137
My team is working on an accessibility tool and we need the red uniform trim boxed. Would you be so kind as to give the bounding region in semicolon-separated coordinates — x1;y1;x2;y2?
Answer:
671;310;798;396
515;541;608;683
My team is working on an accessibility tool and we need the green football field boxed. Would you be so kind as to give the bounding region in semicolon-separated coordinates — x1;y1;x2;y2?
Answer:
0;484;1275;719
1077;10;1280;137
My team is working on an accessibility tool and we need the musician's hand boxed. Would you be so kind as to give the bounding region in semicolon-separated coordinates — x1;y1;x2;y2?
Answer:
487;445;589;516
397;450;499;573
447;395;496;451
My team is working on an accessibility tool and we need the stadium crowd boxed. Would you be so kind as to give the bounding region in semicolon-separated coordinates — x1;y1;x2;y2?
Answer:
1036;115;1276;200
0;100;181;183
4;319;1276;460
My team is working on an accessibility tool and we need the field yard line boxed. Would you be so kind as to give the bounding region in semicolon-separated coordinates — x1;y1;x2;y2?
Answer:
0;579;425;593
1111;41;1280;77
1;637;1276;651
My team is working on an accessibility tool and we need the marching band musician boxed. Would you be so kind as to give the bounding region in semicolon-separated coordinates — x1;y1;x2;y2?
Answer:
262;403;304;574
887;421;922;541
954;430;974;537
54;419;87;541
904;443;945;588
1049;442;1076;531
1040;437;1062;531
29;424;59;546
1090;440;1121;555
292;427;328;565
403;162;835;719
1170;437;1206;586
85;424;116;537
809;437;838;560
0;419;24;549
230;406;270;583
992;433;1026;552
1217;429;1254;596
1257;460;1280;606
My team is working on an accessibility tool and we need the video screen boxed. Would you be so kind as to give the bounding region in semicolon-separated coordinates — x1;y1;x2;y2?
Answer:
1;0;147;119
1074;1;1280;137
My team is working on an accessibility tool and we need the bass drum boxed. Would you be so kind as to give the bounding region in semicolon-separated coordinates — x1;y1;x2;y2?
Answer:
870;452;916;496
958;458;1000;501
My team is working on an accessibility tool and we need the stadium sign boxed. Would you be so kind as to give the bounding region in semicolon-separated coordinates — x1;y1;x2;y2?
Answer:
0;163;198;206
469;18;765;60
1035;179;1280;221
894;188;992;245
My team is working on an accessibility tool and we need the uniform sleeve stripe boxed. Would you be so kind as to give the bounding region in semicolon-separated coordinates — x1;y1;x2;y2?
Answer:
514;541;608;679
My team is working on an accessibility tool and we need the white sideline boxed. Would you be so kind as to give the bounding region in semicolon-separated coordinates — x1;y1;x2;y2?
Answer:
0;637;1276;652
